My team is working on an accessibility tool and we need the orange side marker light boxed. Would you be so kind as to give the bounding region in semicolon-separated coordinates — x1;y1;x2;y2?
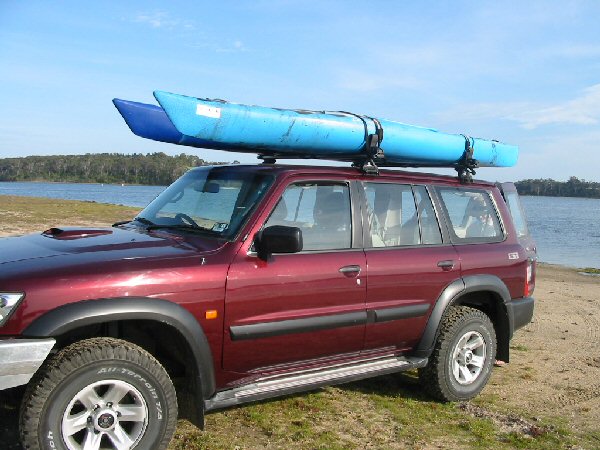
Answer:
205;310;218;320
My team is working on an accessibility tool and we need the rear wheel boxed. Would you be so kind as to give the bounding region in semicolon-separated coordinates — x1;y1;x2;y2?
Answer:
419;306;496;401
20;337;177;450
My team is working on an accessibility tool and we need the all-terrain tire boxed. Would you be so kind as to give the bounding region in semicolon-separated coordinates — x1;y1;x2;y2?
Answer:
20;337;178;450
419;306;496;402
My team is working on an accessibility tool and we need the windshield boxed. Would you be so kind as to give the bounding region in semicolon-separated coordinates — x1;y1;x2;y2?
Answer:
137;166;273;239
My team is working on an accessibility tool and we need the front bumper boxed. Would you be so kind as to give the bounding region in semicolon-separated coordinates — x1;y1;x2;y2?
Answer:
507;296;535;337
0;338;55;390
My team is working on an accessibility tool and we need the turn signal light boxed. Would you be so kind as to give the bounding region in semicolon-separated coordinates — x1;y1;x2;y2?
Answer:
524;258;536;297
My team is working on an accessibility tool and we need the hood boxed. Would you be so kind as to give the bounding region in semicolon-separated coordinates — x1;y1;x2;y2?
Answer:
0;225;224;278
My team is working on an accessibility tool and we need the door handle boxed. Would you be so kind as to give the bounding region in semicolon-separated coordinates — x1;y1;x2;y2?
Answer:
339;265;361;277
437;260;455;271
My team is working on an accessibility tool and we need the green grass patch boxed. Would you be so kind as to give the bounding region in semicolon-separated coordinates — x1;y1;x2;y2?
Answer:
510;344;529;351
169;374;588;449
580;267;600;274
0;195;139;234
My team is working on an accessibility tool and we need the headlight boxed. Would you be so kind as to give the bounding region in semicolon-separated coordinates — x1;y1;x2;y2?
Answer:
0;293;24;326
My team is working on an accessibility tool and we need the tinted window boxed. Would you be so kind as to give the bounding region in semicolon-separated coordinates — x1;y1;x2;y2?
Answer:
438;188;503;241
265;182;351;251
505;191;529;238
363;183;441;247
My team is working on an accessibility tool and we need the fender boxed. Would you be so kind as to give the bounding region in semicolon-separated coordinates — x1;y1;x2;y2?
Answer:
23;297;216;400
413;275;511;358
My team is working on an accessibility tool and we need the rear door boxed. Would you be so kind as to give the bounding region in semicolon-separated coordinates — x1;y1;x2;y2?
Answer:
360;182;460;353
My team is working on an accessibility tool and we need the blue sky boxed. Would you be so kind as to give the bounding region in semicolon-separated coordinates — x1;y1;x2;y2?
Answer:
1;1;599;181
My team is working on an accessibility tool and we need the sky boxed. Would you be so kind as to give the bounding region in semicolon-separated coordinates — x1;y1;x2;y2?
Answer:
1;0;599;182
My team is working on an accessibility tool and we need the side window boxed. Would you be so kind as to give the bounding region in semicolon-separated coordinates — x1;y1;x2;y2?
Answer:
438;188;503;241
364;183;438;247
264;182;352;251
504;191;529;238
413;186;443;244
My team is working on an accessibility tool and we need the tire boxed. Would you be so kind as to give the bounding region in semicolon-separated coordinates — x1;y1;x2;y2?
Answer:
419;306;496;402
20;337;178;450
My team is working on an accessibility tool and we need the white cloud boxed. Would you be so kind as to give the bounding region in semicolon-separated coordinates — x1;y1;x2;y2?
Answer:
439;84;600;129
337;69;421;92
512;85;600;129
133;11;194;30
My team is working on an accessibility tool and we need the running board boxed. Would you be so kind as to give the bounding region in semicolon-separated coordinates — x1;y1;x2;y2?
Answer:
205;355;428;411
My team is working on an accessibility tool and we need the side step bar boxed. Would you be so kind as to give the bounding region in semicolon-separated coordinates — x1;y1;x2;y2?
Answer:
205;355;428;411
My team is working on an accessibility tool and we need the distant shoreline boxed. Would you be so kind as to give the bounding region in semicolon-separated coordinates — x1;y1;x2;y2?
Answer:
3;180;600;200
0;179;164;187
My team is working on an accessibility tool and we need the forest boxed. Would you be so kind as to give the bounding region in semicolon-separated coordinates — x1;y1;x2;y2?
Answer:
0;153;235;186
514;177;600;198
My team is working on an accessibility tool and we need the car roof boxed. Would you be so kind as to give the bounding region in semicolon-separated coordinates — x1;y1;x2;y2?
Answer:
193;164;497;188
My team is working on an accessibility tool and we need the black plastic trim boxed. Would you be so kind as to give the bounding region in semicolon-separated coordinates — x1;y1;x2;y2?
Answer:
507;296;534;332
413;278;465;357
23;297;216;400
230;311;367;341
413;275;513;358
372;304;430;323
462;274;511;303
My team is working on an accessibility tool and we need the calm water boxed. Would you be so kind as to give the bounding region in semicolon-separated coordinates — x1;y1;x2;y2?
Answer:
520;196;600;269
0;181;165;207
0;182;598;268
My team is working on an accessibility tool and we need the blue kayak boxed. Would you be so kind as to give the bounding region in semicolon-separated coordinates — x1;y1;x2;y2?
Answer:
153;90;518;168
113;99;241;151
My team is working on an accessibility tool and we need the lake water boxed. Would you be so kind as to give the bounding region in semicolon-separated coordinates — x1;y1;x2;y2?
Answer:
0;182;598;269
0;181;165;208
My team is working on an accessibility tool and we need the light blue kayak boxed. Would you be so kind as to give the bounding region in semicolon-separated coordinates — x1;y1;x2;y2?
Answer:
153;90;518;168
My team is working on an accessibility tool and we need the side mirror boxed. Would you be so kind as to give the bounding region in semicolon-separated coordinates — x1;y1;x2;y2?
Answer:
255;226;303;261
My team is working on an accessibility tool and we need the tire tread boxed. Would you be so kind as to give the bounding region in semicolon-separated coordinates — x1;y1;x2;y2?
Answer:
419;305;496;402
20;337;177;449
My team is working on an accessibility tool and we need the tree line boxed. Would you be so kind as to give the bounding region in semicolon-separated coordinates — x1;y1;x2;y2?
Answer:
0;153;237;186
515;177;600;199
1;154;598;198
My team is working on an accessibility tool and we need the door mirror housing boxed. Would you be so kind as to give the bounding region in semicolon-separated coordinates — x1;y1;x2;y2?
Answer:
255;226;303;261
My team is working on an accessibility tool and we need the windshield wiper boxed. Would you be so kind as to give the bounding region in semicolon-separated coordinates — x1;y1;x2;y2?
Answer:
134;217;156;226
112;217;155;227
146;223;216;234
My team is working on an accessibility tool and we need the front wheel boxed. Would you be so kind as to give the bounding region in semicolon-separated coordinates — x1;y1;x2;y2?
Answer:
20;337;178;450
419;306;496;401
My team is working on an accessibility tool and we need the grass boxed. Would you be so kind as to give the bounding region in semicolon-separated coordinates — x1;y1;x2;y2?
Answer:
580;267;600;274
169;373;584;449
510;344;529;352
0;195;139;235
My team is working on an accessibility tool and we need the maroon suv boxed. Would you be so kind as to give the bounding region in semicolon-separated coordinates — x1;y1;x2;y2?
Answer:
0;164;535;449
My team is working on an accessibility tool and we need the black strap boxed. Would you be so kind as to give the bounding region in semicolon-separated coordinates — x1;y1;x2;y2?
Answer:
455;135;479;184
333;111;384;174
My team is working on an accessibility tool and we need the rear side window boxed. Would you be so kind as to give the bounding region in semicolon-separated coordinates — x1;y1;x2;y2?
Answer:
438;188;503;242
362;183;442;247
504;191;529;238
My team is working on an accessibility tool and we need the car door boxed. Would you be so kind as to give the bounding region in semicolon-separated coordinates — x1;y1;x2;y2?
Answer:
223;179;367;373
360;182;460;353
